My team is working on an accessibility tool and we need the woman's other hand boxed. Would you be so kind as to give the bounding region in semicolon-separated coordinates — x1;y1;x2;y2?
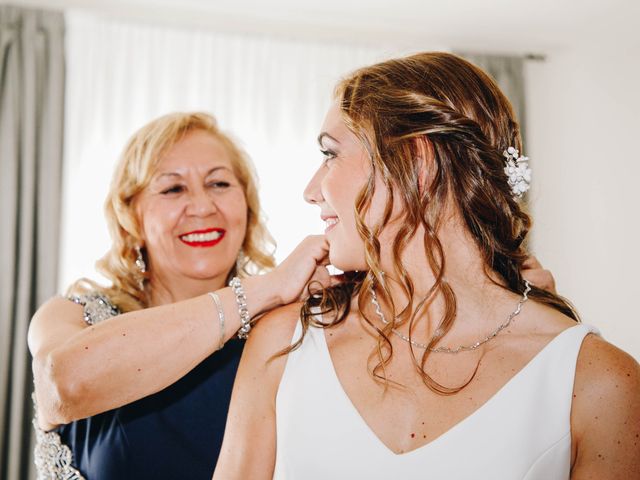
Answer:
522;256;557;294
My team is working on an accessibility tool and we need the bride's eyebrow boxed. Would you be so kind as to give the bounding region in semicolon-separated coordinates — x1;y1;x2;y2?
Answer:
317;132;340;147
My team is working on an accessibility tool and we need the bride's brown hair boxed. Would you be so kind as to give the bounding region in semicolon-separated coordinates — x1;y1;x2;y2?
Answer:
294;52;578;394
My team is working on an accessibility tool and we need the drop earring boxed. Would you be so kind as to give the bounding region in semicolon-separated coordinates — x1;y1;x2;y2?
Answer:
135;246;147;273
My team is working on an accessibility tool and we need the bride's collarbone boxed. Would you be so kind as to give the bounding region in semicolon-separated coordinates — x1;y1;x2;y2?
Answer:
322;331;565;455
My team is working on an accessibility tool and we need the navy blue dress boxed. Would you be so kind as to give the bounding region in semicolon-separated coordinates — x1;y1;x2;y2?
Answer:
56;340;243;479
37;294;243;480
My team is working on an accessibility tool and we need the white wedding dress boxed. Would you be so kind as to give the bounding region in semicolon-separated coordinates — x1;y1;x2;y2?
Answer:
274;318;596;479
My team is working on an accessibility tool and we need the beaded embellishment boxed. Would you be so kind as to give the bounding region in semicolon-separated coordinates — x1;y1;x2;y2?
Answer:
32;293;120;480
68;293;120;325
32;398;84;480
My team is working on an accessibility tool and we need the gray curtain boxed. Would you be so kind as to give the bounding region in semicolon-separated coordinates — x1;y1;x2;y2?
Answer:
456;52;528;144
0;4;65;480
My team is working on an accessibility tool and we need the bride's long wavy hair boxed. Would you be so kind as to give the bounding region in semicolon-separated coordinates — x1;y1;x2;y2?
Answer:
293;52;578;394
68;112;275;312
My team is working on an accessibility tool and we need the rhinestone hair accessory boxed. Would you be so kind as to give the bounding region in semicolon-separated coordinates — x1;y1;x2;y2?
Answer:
503;146;532;198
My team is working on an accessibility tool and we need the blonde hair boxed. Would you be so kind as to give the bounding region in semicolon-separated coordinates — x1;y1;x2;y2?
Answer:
68;112;275;311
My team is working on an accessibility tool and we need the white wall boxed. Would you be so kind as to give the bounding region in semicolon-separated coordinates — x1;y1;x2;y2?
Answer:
526;41;640;359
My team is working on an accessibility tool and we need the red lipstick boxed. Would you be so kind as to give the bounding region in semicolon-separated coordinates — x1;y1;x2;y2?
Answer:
179;228;226;248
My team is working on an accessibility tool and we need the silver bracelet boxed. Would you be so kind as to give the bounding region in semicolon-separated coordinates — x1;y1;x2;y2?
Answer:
207;292;225;350
229;277;251;339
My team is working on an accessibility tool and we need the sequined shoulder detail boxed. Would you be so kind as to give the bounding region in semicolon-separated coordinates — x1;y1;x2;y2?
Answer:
67;293;120;325
32;393;85;480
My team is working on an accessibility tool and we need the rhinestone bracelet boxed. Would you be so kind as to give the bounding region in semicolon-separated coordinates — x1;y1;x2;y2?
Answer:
229;277;251;339
207;292;225;351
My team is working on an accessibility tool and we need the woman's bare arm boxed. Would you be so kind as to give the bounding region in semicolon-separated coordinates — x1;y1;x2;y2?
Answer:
29;276;279;430
570;335;640;478
29;235;330;430
213;303;300;480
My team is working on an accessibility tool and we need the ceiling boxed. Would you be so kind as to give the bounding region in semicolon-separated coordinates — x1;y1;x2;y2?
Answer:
12;0;640;52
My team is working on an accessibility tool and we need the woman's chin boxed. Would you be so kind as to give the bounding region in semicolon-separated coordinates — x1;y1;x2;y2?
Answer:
182;267;232;282
328;252;365;275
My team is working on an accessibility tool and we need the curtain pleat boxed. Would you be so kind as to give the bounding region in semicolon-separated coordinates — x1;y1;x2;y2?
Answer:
0;5;65;480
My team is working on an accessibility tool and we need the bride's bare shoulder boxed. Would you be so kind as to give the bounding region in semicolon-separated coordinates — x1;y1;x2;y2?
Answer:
569;332;640;475
574;333;640;410
521;298;639;415
242;302;304;364
253;302;302;337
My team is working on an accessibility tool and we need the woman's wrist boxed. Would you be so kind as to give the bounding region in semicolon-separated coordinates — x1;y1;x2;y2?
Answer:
237;273;284;318
229;277;251;339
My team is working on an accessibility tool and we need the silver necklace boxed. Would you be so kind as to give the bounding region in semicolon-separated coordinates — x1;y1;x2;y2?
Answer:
369;281;531;354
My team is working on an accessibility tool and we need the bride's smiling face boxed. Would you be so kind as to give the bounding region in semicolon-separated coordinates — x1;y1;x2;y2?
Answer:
304;102;397;272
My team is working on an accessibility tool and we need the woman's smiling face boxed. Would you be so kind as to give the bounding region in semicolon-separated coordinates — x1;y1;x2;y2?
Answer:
136;129;247;284
304;102;393;272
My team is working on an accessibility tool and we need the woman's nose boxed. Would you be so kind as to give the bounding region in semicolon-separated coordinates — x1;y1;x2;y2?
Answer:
303;168;325;205
186;188;218;216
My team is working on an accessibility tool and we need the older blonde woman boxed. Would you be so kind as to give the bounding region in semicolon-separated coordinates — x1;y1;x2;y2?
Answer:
28;112;332;480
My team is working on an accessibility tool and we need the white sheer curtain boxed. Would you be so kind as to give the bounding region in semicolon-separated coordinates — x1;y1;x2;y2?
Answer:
60;12;424;289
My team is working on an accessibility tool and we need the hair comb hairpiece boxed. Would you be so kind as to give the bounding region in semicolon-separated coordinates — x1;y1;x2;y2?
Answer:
503;146;531;198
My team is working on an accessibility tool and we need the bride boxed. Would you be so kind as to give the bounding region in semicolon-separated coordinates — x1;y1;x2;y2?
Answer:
213;52;640;479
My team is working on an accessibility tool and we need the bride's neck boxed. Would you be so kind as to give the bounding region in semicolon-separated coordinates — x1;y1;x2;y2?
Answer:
374;220;508;335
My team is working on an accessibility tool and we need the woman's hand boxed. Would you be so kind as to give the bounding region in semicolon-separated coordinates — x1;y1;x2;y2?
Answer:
521;256;557;294
267;235;338;305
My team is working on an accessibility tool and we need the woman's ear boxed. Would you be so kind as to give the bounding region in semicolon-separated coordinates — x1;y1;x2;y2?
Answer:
413;136;435;194
129;195;147;243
